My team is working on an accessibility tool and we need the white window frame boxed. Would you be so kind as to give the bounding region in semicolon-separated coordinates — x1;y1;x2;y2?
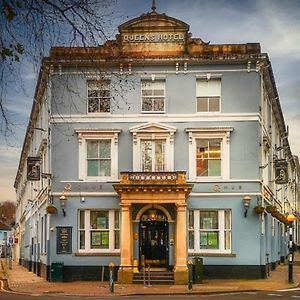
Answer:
196;76;221;113
78;209;120;253
76;129;121;181
130;123;176;172
186;127;233;181
188;209;232;254
87;80;111;114
141;76;166;114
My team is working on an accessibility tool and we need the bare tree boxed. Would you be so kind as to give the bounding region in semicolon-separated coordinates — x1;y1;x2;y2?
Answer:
0;201;16;228
0;0;117;139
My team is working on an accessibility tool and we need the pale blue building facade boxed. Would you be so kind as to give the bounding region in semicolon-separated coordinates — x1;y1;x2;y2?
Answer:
14;8;300;284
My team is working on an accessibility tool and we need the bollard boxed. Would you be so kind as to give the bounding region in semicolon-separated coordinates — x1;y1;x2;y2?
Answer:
187;259;193;291
109;262;114;293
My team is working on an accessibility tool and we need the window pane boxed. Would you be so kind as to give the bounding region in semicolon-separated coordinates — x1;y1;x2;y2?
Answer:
200;232;219;249
188;211;194;229
87;141;98;158
90;211;109;229
99;98;110;112
79;211;85;229
87;160;98;176
153;98;164;111
155;141;165;171
141;141;152;171
209;97;220;112
153;89;164;96
99;141;111;158
225;231;231;250
114;231;120;249
196;140;208;159
196;159;208;176
189;231;194;249
114;211;120;229
209;140;221;158
91;231;109;249
197;97;208;112
88;98;98;113
99;160;111;176
142;98;152;111
225;210;231;230
208;160;221;176
79;231;85;249
200;211;218;229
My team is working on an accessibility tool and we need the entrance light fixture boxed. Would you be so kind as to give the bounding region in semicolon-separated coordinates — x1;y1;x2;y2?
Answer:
59;193;67;217
243;195;251;218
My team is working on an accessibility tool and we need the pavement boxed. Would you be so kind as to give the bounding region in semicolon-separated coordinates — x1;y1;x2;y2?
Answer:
1;255;300;297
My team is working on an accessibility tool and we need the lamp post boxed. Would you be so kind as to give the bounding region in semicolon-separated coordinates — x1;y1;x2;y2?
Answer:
287;213;296;283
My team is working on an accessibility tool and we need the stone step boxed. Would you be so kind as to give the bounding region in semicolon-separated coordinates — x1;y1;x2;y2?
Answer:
133;270;174;285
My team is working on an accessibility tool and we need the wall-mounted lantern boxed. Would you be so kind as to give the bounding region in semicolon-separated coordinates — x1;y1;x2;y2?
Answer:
243;196;251;218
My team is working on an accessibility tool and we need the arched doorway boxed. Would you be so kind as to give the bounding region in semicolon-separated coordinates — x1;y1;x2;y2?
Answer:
139;208;169;268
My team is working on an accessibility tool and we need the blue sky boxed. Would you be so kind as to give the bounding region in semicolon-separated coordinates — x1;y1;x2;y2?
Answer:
1;0;299;202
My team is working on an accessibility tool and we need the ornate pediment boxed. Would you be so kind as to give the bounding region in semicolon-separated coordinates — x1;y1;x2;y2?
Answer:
130;122;176;134
118;11;189;34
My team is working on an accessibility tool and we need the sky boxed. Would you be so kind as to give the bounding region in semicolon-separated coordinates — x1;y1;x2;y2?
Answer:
0;0;300;202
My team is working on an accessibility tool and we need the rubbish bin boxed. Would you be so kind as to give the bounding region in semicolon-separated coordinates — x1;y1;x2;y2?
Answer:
50;262;64;282
193;257;203;283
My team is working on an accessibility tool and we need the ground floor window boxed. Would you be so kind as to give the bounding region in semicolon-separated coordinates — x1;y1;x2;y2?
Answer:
188;209;231;253
78;209;120;253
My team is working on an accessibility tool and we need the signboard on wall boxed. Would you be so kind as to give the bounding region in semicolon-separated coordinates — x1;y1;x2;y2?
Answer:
274;159;288;184
56;227;72;254
27;157;41;181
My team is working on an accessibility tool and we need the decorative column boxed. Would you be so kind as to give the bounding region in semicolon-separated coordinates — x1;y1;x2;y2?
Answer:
174;203;188;284
118;203;133;283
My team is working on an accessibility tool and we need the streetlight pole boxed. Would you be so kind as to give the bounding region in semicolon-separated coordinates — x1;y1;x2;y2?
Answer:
287;214;296;283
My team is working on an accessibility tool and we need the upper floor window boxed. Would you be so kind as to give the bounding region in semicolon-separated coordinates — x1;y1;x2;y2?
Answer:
196;78;221;112
141;79;165;113
141;140;166;172
196;139;221;177
76;129;121;181
130;122;176;172
87;140;111;177
87;80;110;113
186;127;233;180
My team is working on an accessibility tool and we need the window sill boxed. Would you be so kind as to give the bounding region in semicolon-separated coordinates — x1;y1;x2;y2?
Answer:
188;252;236;257
75;252;120;257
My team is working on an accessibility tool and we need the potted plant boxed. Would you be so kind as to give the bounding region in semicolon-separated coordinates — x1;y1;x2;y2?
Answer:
266;205;276;213
46;204;57;214
254;205;265;214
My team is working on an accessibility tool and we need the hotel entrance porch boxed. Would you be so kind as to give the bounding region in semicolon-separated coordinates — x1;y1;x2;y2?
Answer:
113;171;193;284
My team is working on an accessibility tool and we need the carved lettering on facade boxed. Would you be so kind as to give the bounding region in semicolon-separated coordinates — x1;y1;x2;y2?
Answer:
123;32;185;43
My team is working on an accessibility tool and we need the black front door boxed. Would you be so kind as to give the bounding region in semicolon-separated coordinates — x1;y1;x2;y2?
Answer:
139;221;168;267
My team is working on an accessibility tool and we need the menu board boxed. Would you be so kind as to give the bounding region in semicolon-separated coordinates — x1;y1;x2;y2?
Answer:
56;227;72;254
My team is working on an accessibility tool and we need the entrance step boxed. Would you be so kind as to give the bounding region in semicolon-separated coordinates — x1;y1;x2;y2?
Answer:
133;269;174;285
